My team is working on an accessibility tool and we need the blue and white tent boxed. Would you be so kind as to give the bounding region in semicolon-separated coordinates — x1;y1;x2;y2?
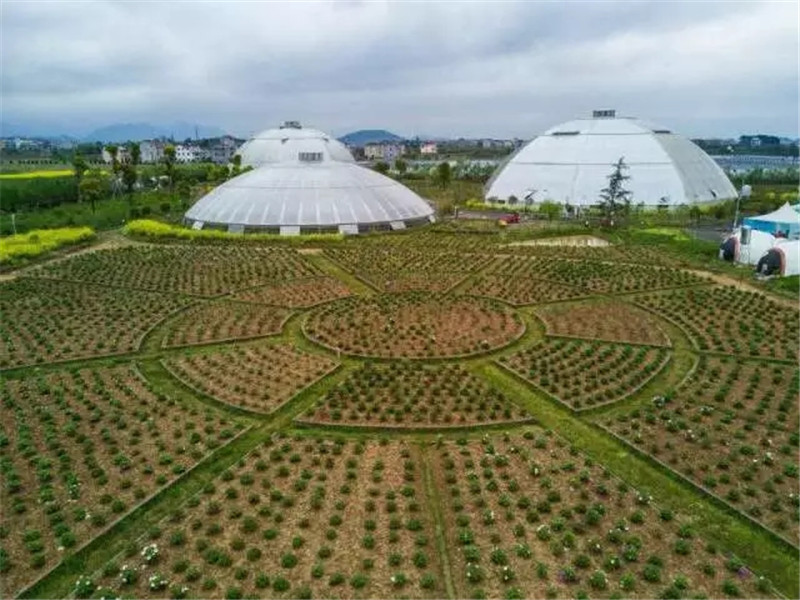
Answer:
743;203;800;238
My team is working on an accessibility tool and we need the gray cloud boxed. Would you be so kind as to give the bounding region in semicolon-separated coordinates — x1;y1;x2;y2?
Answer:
1;1;797;139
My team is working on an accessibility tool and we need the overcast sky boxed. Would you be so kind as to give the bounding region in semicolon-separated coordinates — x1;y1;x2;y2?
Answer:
2;1;798;139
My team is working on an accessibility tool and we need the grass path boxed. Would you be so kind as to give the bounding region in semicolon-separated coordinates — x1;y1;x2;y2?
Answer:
303;251;377;295
421;448;456;600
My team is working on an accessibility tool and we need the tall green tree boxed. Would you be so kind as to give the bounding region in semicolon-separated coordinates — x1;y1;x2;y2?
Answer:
163;145;176;191
122;164;137;196
104;145;120;174
435;161;452;189
231;153;242;177
373;161;390;175
394;158;407;178
598;157;632;219
71;152;88;204
130;143;141;166
79;171;106;214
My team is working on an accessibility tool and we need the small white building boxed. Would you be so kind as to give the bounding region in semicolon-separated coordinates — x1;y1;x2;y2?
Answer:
210;136;239;164
175;144;207;163
420;142;438;156
139;140;165;164
101;146;131;164
364;142;406;162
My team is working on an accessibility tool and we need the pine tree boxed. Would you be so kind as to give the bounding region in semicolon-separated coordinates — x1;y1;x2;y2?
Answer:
599;157;632;219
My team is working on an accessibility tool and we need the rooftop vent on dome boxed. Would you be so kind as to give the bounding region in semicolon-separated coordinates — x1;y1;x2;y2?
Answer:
280;120;302;129
592;109;616;118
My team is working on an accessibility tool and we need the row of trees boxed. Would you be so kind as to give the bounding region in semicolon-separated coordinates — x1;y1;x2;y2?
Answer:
70;146;245;213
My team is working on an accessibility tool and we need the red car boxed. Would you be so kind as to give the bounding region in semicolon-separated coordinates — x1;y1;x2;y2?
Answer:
503;212;520;224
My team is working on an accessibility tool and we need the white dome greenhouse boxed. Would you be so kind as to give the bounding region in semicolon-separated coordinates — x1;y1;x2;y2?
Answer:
485;110;737;207
237;121;355;167
185;122;434;235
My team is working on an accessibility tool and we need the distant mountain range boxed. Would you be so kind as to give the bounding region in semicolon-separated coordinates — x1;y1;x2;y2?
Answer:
0;121;229;142
82;122;228;143
338;129;404;146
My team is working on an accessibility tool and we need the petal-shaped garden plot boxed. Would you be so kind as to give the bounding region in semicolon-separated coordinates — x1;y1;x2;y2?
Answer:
499;339;671;410
304;292;525;359
0;278;191;368
163;343;338;414
31;245;318;296
232;276;352;308
297;363;533;429
0;366;241;594
534;300;671;347
635;286;799;361
162;301;292;348
602;355;800;544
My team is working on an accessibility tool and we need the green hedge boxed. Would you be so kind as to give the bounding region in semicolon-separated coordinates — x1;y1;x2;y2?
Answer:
123;219;345;243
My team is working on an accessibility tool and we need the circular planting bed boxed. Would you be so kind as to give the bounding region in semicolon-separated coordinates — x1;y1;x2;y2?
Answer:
304;292;525;358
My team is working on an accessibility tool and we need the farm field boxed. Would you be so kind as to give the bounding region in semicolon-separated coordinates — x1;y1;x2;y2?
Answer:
600;355;800;544
304;293;525;358
163;344;339;414
534;301;672;347
462;273;589;306
0;366;242;595
1;228;797;600
499;340;672;410
635;286;799;362
30;245;319;296
232;277;352;308
433;433;771;600
0;278;191;368
162;301;292;348
324;248;489;293
297;363;533;429
489;256;706;294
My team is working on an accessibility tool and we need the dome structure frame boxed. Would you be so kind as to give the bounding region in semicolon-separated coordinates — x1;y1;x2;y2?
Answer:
485;111;737;207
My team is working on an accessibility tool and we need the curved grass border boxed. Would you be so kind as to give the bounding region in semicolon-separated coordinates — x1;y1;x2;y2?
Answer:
292;416;537;434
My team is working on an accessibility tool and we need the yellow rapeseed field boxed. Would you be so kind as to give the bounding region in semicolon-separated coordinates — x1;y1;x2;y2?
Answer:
0;169;73;179
0;227;95;263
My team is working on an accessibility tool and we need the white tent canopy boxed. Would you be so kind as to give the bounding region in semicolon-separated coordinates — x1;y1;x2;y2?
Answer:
743;203;800;238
